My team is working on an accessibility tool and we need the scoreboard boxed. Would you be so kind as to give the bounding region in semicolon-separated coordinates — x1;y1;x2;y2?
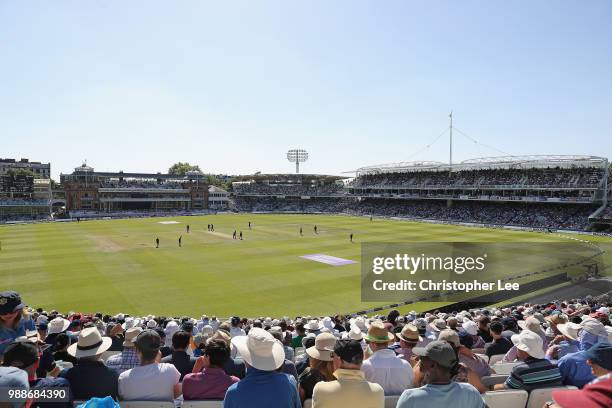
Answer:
0;174;34;193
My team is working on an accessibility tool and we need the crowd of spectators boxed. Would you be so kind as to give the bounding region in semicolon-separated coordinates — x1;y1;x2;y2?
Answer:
2;290;612;407
350;167;605;189
233;197;595;231
233;182;345;197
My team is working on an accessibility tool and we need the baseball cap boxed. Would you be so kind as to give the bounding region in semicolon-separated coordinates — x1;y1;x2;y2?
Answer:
0;291;25;315
2;341;39;369
135;329;161;352
412;340;457;369
334;340;363;364
585;342;612;371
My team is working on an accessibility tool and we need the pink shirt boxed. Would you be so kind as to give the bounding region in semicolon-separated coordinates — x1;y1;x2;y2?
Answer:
182;367;240;400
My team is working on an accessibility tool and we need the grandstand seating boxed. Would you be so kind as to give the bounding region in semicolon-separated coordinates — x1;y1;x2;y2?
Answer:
525;386;578;408
303;396;400;408
483;390;528;408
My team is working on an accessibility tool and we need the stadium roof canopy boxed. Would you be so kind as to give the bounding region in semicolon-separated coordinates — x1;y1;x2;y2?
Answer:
354;155;609;175
233;173;346;183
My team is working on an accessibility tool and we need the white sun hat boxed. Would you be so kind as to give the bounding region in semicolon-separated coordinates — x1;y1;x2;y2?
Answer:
557;322;581;341
348;326;363;341
305;320;323;331
47;317;70;335
121;317;142;331
462;320;478;336
511;330;545;359
68;327;112;359
231;327;285;371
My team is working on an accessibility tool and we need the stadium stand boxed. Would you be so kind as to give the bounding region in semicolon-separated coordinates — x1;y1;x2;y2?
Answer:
228;155;612;234
1;290;611;407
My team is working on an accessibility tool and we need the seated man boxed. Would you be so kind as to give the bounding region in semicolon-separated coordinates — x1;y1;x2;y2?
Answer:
312;339;384;407
160;330;197;380
106;327;142;374
485;321;512;358
59;327;119;401
494;330;562;392
224;328;300;408
182;338;239;400
118;329;181;401
396;340;484;408
361;322;414;395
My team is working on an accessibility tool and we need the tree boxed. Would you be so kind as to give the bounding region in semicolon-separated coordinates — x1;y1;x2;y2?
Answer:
168;162;202;176
6;168;43;179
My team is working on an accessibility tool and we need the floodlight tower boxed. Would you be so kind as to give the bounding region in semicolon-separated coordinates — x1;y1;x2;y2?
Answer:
287;149;308;174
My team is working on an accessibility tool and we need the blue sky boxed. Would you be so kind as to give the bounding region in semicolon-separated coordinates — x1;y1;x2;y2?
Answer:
1;1;611;179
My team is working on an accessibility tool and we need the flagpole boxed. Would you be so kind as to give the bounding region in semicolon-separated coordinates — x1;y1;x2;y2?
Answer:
449;111;453;174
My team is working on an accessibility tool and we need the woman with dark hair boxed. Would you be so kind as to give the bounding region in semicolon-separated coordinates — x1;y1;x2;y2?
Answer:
298;333;336;402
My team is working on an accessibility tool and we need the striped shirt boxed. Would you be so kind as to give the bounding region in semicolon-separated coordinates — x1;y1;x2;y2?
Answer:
505;357;562;392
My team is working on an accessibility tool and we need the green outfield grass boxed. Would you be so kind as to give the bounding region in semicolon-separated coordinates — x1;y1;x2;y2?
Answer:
1;214;610;317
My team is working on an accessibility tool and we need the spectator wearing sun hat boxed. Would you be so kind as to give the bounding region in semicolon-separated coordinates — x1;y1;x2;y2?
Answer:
119;329;182;401
298;332;337;402
547;322;581;360
361;321;414;395
0;291;36;356
395;324;421;365
493;330;562;392
59;327;118;401
106;327;142;374
556;318;608;388
224;327;301;408
44;316;73;348
312;339;384;407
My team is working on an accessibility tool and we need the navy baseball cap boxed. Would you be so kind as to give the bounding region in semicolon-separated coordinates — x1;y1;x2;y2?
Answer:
586;342;612;370
2;341;38;369
0;292;24;315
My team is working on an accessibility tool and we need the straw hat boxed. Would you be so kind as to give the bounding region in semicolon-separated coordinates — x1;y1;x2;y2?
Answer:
231;328;285;371
431;319;447;332
364;321;394;343
68;327;112;358
123;327;143;347
306;333;337;361
397;324;422;343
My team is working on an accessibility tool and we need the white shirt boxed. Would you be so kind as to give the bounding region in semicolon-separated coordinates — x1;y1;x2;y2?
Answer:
230;326;246;338
361;348;414;395
118;363;180;401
